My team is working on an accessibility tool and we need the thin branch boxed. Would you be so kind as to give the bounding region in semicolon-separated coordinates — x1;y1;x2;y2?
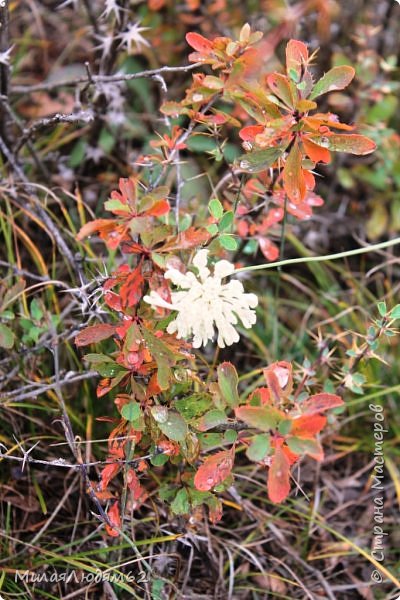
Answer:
0;0;11;144
0;450;153;470
12;63;202;94
0;371;98;403
14;109;94;155
0;93;50;178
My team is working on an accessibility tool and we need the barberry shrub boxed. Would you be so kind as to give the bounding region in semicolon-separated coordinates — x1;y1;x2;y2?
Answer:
76;25;375;533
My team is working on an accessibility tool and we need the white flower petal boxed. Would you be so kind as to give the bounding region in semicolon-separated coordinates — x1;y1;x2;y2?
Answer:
147;249;258;347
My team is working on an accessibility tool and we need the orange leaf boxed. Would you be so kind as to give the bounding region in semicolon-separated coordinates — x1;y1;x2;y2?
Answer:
186;32;213;53
302;137;331;164
100;463;120;490
283;141;306;203
285;40;309;79
105;501;121;537
158;227;210;252
145;199;170;217
76;219;114;241
302;393;344;414
291;414;327;437
267;446;291;503
194;450;233;491
239;125;264;142
75;324;116;347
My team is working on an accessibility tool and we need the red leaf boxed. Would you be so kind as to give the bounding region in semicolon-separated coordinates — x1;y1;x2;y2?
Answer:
285;40;309;79
248;387;271;406
239;125;264;142
267;445;291;503
283;141;306;203
119;263;144;308
291;414;327;437
75;324;116;347
100;462;120;490
302;393;344;415
258;237;279;261
186;32;213;53
126;469;148;504
194;450;233;491
105;501;121;537
263;361;293;401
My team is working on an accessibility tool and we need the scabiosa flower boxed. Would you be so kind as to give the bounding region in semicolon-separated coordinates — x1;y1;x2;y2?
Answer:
144;249;258;348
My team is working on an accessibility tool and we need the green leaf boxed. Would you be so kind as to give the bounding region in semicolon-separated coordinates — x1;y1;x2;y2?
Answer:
237;146;287;173
377;301;387;317
287;436;321;456
96;362;124;377
198;432;224;449
309;66;355;100
224;429;238;444
30;299;43;321
217;362;240;407
390;305;400;319
208;198;224;220
104;198;130;213
158;411;188;441
196;409;228;431
0;324;15;349
309;134;376;156
219;234;238;251
218;210;234;232
206;223;219;235
235;405;283;431
171;488;190;514
83;353;114;364
278;419;292;435
175;393;212;420
121;402;141;422
151;453;169;466
141;327;177;390
246;434;271;462
267;73;295;107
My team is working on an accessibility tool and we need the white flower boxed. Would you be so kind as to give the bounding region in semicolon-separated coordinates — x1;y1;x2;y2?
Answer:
101;0;123;22
57;0;80;10
144;249;258;348
93;33;115;61
0;46;13;67
118;22;150;52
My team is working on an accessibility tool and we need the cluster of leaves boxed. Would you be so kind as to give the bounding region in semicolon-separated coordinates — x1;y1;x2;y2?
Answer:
152;29;376;259
73;26;377;534
193;361;344;504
